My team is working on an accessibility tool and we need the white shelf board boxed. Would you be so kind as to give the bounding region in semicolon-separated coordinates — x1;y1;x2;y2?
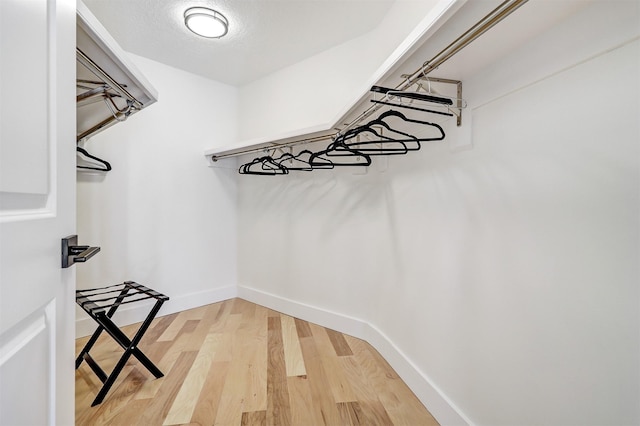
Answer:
77;0;158;105
77;0;158;140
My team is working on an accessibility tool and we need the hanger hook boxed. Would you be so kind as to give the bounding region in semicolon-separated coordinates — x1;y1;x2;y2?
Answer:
421;60;430;78
404;73;412;88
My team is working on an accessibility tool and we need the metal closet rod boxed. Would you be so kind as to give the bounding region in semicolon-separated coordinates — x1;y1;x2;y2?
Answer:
211;133;337;161
342;0;529;134
76;48;143;110
210;0;528;162
401;0;528;90
76;48;144;142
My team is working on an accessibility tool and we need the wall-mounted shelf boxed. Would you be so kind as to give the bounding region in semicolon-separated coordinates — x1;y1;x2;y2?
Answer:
76;0;158;142
203;0;593;166
203;0;467;164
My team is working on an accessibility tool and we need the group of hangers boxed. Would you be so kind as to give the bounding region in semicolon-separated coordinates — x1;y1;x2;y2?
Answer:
239;108;445;175
239;77;465;175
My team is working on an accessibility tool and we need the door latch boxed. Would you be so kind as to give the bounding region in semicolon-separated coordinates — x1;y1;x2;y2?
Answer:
61;235;100;268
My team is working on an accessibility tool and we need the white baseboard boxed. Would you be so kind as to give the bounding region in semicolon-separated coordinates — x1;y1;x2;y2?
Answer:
237;285;471;426
363;323;472;426
75;285;237;338
236;285;369;339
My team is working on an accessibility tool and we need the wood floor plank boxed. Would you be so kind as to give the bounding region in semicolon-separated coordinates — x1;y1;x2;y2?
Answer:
213;330;233;362
357;399;395;425
214;308;264;425
213;361;252;424
163;332;220;425
298;333;344;425
189;360;230;425
75;363;102;397
76;366;144;426
346;335;439;426
267;307;281;318
105;396;150;425
142;311;180;343
241;410;267;426
336;355;380;402
232;297;255;316
152;328;197;379
326;327;354;356
294;317;312;338
138;351;198;425
179;319;199;335
337;401;366;425
266;316;292;425
287;375;325;426
75;299;438;425
182;303;221;352
213;299;230;322
208;302;238;361
243;304;268;412
309;323;358;403
75;368;99;416
280;313;307;377
367;344;438;426
132;340;174;400
157;310;190;342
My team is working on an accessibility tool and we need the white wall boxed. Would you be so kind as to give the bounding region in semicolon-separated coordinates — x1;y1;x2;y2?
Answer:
76;54;238;335
236;3;639;425
236;0;445;143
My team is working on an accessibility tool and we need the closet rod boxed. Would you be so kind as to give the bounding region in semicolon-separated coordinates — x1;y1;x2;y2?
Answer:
339;0;528;135
210;0;528;162
210;133;336;162
406;0;527;89
77;114;120;142
76;48;143;111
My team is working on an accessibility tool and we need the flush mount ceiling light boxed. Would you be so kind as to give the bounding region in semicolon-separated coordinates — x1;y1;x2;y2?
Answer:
184;7;229;39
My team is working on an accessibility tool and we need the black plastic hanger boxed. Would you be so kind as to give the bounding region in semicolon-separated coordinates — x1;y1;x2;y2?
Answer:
341;109;433;154
239;156;289;175
371;85;453;106
370;99;454;117
309;141;371;167
341;108;446;155
274;152;310;171
77;146;112;171
273;149;333;171
376;109;445;142
338;124;410;156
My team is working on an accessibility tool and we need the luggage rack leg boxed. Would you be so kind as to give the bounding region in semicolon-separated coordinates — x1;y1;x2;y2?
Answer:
75;284;131;369
75;282;169;406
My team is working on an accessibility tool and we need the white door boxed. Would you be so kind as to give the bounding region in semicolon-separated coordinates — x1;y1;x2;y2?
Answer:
0;0;77;424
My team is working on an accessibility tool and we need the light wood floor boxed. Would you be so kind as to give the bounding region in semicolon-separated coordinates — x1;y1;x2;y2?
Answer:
75;298;438;425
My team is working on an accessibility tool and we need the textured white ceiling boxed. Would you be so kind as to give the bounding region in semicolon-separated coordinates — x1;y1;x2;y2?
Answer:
82;0;395;86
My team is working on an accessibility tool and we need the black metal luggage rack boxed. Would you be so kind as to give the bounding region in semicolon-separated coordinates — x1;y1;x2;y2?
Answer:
75;281;169;406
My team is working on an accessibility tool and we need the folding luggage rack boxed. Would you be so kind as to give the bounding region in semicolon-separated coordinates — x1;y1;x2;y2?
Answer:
75;281;169;406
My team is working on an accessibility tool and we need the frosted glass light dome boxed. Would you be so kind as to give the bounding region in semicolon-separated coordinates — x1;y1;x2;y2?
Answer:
184;7;229;38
